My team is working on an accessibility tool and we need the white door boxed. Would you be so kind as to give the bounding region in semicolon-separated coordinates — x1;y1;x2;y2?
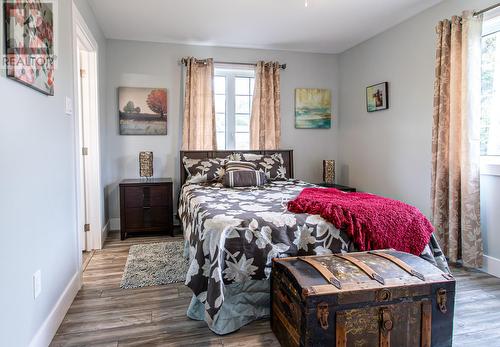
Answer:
73;4;103;256
77;47;92;251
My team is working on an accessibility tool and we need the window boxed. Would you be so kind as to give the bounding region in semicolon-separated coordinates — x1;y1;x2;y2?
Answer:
214;67;255;150
481;16;500;156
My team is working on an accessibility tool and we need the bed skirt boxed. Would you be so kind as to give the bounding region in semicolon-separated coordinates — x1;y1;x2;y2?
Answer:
187;279;270;335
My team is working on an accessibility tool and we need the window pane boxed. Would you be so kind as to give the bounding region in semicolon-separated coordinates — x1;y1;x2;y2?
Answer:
215;95;226;113
213;68;255;150
235;132;249;150
235;77;250;95
235;95;250;113
214;76;226;94
481;32;500;156
216;113;226;132
217;132;226;150
235;114;249;132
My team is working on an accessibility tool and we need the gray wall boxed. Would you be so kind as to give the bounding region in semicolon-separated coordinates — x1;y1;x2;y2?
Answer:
337;0;500;260
104;40;340;220
0;1;106;345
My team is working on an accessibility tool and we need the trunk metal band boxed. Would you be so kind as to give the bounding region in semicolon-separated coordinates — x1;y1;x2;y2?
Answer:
297;256;342;289
368;251;426;281
333;253;386;285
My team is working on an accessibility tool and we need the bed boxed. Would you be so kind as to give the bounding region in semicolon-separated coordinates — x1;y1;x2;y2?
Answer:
178;150;449;335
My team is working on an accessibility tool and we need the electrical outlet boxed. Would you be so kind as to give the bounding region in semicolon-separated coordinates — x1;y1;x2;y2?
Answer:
33;270;42;299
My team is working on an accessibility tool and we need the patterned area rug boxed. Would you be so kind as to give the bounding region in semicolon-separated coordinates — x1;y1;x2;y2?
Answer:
120;241;189;289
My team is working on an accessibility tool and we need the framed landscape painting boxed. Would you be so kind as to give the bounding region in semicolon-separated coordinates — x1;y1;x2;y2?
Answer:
119;87;167;135
4;0;55;95
366;82;389;112
295;88;331;129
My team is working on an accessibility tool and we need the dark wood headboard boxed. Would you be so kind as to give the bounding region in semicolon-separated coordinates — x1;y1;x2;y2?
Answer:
179;150;294;186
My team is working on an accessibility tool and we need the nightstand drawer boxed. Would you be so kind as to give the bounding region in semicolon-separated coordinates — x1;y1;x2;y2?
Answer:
124;207;170;229
149;186;171;206
124;186;171;208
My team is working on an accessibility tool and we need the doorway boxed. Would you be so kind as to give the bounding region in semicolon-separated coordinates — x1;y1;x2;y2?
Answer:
72;4;103;264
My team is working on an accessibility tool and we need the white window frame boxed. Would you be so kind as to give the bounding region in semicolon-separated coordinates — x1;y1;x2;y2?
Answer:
481;13;500;175
215;66;255;150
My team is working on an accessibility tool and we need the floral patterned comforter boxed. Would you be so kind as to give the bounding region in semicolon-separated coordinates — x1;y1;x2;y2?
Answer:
178;179;449;321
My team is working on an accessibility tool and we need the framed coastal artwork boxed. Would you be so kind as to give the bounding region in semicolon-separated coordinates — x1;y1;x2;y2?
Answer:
366;82;389;112
118;87;167;135
295;88;332;129
4;0;55;95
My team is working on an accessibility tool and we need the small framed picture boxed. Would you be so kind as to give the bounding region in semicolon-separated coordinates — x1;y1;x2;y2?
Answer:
366;82;389;112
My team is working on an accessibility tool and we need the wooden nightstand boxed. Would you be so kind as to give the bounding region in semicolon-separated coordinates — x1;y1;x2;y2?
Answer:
315;183;357;192
119;178;174;240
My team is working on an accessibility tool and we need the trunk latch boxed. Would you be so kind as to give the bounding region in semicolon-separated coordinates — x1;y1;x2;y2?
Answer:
380;308;394;334
317;302;329;330
437;288;448;313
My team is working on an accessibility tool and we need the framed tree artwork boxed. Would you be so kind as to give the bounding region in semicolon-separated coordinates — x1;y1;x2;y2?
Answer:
4;0;55;95
118;87;168;135
366;82;389;112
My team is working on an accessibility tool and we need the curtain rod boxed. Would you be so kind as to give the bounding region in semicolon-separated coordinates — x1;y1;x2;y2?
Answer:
474;2;500;16
180;58;286;70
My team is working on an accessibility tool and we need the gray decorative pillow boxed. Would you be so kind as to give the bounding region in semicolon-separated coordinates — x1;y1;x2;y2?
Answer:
224;170;268;188
227;153;287;180
225;160;257;172
183;157;226;183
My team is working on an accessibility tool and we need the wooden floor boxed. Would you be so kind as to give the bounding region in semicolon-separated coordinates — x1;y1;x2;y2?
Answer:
52;231;500;346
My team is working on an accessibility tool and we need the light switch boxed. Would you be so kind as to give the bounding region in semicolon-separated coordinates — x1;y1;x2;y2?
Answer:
65;97;73;115
33;270;42;299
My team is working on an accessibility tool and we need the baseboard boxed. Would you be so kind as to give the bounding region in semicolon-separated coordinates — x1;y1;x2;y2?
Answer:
101;220;110;248
482;255;500;278
109;217;120;231
29;271;81;347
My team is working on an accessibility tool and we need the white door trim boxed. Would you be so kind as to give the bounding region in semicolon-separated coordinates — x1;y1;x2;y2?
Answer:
72;3;103;255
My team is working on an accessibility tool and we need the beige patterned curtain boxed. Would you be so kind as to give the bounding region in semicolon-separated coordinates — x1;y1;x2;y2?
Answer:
250;61;281;150
182;57;217;150
431;11;483;268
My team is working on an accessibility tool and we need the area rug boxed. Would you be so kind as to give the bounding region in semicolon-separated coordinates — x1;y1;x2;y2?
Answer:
120;241;189;289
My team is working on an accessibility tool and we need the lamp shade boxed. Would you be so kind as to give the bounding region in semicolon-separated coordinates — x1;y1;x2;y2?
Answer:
139;151;153;178
323;160;335;184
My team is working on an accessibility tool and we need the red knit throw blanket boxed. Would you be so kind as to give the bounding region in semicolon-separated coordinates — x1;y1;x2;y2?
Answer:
287;188;434;255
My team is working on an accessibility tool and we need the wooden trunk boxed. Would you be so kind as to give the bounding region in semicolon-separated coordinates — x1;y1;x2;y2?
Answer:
271;250;455;347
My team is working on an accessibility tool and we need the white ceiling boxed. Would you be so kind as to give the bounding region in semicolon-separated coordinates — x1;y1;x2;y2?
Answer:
88;0;442;54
